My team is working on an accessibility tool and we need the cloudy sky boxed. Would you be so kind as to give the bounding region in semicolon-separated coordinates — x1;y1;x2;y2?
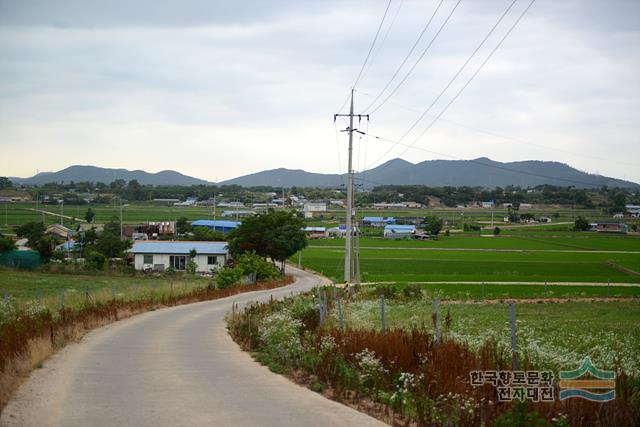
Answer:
1;0;639;183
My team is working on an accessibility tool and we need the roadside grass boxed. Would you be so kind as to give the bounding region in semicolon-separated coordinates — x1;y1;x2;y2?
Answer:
0;269;212;312
297;246;640;283
331;297;640;375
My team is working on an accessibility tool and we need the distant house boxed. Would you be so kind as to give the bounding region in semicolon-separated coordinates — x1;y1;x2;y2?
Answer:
304;226;327;239
191;220;240;233
625;205;640;216
46;224;74;239
481;201;494;208
373;203;406;209
303;203;327;212
123;222;175;240
362;217;395;227
130;241;228;273
383;224;416;239
222;210;256;218
56;240;78;252
595;222;628;234
174;197;198;206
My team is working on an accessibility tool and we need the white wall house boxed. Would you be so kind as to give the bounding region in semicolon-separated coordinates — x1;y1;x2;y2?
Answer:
303;202;327;212
130;241;228;273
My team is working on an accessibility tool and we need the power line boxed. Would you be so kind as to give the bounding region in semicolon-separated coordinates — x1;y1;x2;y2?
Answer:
368;0;462;114
359;129;610;188
358;0;405;87
367;0;520;168
359;92;640;167
362;0;445;112
352;0;393;90
396;0;537;159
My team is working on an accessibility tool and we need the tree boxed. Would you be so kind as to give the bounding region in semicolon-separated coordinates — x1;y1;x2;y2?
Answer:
0;234;15;253
84;207;95;223
493;227;501;236
0;177;13;189
574;216;590;231
191;226;224;241
187;248;197;274
423;216;443;236
228;210;307;273
610;193;627;214
176;217;192;235
15;221;45;247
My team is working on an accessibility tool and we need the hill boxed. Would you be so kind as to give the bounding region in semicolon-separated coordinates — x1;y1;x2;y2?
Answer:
11;165;211;186
221;158;640;189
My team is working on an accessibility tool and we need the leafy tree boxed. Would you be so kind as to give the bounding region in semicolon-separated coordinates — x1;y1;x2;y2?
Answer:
84;207;95;223
0;177;13;189
610;192;627;214
493;227;501;236
177;217;191;235
0;234;15;253
33;235;57;261
15;221;45;247
423;215;443;235
228;210;307;273
94;218;130;258
574;216;590;231
191;226;225;241
187;248;197;274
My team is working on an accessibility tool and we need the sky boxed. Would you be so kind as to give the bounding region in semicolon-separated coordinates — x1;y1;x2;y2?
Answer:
0;0;639;183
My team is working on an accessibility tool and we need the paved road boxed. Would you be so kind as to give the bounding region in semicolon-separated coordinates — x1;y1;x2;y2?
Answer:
1;267;385;427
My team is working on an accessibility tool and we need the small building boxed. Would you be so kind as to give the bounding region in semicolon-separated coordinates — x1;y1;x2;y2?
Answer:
362;216;395;227
130;241;228;273
303;226;327;239
174;197;198;206
481;201;495;208
222;210;256;218
383;224;416;239
191;219;240;233
303;203;327;212
595;222;628;234
372;202;406;209
625;205;640;216
46;224;74;239
123;222;175;240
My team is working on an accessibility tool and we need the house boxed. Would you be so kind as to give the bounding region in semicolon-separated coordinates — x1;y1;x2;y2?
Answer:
481;201;494;208
45;224;74;239
174;197;198;207
373;203;406;209
327;225;358;238
191;220;240;233
625;205;640;216
303;226;327;239
56;240;78;252
129;241;228;273
123;222;175;240
303;203;327;212
613;213;624;219
222;210;256;218
383;224;416;239
362;217;395;227
595;222;628;234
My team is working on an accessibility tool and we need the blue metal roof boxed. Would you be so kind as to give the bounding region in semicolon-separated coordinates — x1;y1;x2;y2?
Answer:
191;220;240;228
363;216;395;223
304;227;326;232
130;241;228;254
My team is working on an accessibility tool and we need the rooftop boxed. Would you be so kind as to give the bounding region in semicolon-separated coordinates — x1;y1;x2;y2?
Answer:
130;241;228;254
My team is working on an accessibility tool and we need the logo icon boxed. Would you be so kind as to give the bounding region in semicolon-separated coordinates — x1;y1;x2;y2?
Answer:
559;357;615;402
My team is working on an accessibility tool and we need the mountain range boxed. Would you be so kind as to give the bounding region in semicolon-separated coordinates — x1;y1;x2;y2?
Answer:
8;159;640;189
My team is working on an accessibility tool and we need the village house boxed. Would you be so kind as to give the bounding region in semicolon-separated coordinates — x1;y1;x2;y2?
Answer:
129;241;228;273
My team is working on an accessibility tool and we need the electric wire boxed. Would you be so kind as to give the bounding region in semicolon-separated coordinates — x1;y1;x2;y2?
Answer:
352;0;393;90
362;0;445;112
367;0;520;168
368;0;463;114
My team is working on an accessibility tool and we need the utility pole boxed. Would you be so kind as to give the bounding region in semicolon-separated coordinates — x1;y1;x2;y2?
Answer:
334;89;369;284
120;198;123;241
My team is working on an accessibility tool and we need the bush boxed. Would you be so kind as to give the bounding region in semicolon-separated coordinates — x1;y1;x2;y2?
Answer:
216;266;243;289
235;252;281;281
85;249;106;270
493;227;501;236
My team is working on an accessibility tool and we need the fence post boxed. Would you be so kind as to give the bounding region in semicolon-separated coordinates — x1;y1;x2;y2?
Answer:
337;297;344;330
544;281;547;297
85;285;89;302
608;279;611;297
380;292;386;332
481;282;485;300
510;302;519;371
36;288;42;305
60;288;65;309
434;298;440;344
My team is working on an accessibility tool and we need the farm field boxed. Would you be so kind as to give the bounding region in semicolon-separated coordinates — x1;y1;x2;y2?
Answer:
324;295;640;374
0;269;211;312
297;234;640;284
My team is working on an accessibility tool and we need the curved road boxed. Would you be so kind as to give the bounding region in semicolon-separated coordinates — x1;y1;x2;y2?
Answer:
1;267;385;427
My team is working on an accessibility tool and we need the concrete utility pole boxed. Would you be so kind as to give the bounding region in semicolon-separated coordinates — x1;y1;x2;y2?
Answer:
120;198;123;241
334;89;368;284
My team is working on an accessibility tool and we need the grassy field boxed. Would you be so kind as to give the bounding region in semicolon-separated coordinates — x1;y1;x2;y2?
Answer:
326;295;640;375
0;269;211;312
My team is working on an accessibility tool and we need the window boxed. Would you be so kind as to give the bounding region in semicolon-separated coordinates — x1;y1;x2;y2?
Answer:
143;255;153;264
207;256;217;265
169;255;186;271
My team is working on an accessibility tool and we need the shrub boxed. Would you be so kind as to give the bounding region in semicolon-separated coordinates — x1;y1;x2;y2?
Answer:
235;252;280;281
216;266;243;289
493;227;501;236
85;249;106;270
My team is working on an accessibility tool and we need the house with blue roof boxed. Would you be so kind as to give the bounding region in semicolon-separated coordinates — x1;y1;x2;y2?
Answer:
191;220;240;233
362;216;396;227
130;241;228;273
383;224;416;239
